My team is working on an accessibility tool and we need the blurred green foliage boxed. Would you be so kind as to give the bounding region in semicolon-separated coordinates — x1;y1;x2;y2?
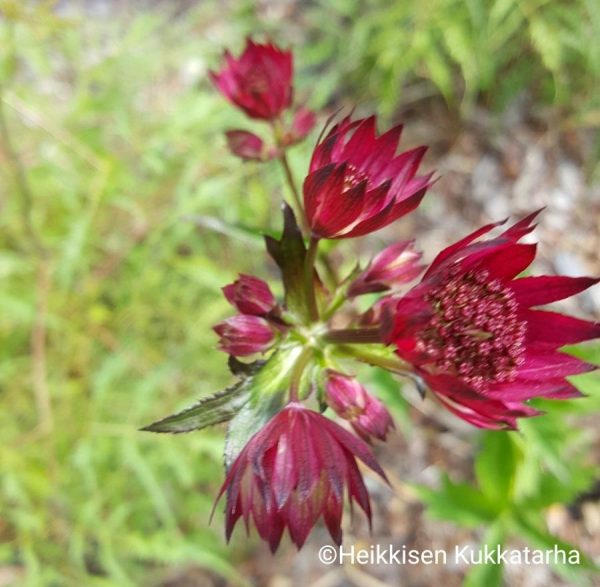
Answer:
0;1;599;586
415;368;600;585
302;0;600;120
0;2;283;585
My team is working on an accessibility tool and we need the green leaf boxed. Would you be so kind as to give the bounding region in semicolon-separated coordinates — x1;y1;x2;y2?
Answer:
265;204;310;321
475;431;519;505
463;522;506;587
141;344;304;435
414;474;500;527
510;510;598;577
140;381;251;434
223;344;307;466
223;391;284;469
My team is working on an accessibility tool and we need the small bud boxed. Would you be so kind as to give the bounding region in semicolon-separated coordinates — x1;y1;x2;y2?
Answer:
213;315;275;356
281;107;316;146
225;130;265;161
222;274;277;316
349;240;423;297
325;371;394;441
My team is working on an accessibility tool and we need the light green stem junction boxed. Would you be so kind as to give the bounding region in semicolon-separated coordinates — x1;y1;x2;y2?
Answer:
336;345;412;374
289;346;314;402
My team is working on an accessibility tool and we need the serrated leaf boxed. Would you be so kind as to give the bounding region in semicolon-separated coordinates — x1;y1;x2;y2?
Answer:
413;474;500;527
141;346;304;435
140;381;251;434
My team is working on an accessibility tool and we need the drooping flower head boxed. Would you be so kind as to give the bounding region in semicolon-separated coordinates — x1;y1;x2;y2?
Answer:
348;239;424;297
213;402;388;552
382;211;600;429
325;371;394;441
210;39;293;120
303;116;434;239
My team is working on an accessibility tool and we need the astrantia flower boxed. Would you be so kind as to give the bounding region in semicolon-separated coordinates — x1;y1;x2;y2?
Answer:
348;240;423;297
223;274;277;316
381;211;600;429
213;402;388;551
213;315;276;356
303;116;433;239
210;39;293;120
325;371;394;441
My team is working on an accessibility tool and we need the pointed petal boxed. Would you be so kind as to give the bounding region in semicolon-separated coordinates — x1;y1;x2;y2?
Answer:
510;276;599;307
523;309;600;347
517;349;596;378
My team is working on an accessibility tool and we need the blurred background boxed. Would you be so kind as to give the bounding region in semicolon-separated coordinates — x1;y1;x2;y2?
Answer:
0;1;599;586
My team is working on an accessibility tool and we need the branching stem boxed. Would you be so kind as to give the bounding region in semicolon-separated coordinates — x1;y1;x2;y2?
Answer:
289;346;314;402
322;327;382;344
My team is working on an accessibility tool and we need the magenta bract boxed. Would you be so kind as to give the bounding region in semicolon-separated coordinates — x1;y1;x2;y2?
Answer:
213;314;275;356
349;240;424;296
326;371;394;441
225;130;265;161
303;116;433;239
213;402;388;551
223;274;277;316
382;211;600;429
210;39;293;120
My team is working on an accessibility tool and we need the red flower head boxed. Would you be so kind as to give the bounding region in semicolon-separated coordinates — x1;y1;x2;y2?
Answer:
223;274;277;316
210;39;293;120
325;371;394;441
303;116;433;239
213;402;388;552
381;211;600;429
213;315;276;356
348;240;424;297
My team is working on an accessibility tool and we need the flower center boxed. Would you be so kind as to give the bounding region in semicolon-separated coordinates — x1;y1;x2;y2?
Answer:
343;164;369;193
243;69;270;95
417;266;526;391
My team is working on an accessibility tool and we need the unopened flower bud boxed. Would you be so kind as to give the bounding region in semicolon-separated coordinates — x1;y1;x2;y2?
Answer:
349;240;423;297
325;371;394;441
222;274;277;316
225;130;265;161
213;315;275;356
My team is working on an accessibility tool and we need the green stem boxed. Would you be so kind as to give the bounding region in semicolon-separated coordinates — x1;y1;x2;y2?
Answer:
289;346;314;402
322;289;347;321
337;345;412;373
271;119;309;236
322;327;382;344
304;236;320;323
278;152;308;231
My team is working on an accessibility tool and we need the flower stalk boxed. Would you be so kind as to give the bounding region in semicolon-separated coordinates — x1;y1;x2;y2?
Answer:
289;346;314;402
322;327;382;344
